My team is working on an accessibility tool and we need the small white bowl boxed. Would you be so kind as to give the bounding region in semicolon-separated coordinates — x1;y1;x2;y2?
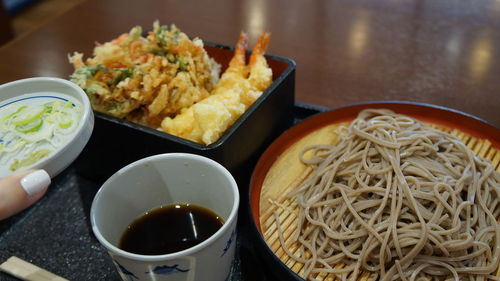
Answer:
0;77;94;178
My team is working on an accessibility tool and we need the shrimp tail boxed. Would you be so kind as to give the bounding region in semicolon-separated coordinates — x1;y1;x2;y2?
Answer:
226;31;249;76
249;32;271;67
248;32;272;92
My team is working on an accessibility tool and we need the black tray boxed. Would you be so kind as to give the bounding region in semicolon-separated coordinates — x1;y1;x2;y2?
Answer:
0;102;328;281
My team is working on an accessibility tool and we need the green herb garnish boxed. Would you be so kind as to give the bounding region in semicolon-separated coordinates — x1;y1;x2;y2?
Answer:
151;49;168;57
112;67;134;85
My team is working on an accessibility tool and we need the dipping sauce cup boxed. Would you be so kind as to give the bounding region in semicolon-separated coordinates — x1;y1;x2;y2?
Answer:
90;153;239;281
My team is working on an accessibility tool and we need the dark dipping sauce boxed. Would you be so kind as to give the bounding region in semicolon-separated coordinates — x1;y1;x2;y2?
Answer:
118;203;224;255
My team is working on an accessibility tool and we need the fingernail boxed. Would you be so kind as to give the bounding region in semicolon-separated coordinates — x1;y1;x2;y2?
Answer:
20;170;51;197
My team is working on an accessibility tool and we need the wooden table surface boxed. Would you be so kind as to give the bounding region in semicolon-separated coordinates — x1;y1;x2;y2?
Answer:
0;0;499;127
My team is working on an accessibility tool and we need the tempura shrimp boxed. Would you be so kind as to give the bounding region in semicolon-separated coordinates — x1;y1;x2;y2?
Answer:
160;31;273;145
248;32;272;92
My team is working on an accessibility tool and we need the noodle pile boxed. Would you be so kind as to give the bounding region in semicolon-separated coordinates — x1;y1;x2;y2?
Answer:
277;109;500;281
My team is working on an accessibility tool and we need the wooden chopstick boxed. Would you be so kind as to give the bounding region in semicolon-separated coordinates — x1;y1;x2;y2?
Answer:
0;256;69;281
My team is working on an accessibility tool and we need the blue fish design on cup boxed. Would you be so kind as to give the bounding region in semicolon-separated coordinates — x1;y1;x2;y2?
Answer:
113;260;139;280
221;229;236;257
145;264;189;275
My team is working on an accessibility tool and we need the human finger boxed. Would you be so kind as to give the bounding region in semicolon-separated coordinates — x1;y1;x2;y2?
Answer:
0;169;51;220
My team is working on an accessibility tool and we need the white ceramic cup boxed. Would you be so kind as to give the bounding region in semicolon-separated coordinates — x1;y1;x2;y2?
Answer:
90;153;239;281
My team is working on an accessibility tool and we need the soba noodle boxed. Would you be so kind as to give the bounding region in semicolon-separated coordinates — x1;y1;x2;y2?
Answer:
277;109;500;281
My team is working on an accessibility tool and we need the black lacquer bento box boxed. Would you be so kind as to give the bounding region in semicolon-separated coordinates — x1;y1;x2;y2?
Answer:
75;42;296;184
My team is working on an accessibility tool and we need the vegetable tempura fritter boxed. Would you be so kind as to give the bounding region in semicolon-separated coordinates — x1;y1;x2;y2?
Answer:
69;21;220;127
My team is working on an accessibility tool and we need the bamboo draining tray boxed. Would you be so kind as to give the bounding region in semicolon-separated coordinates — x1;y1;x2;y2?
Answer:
259;117;500;281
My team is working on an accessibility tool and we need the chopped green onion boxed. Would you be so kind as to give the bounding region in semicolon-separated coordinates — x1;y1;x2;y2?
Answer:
58;120;73;128
9;149;52;171
15;118;43;133
11;106;44;126
0;100;83;171
2;106;26;122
